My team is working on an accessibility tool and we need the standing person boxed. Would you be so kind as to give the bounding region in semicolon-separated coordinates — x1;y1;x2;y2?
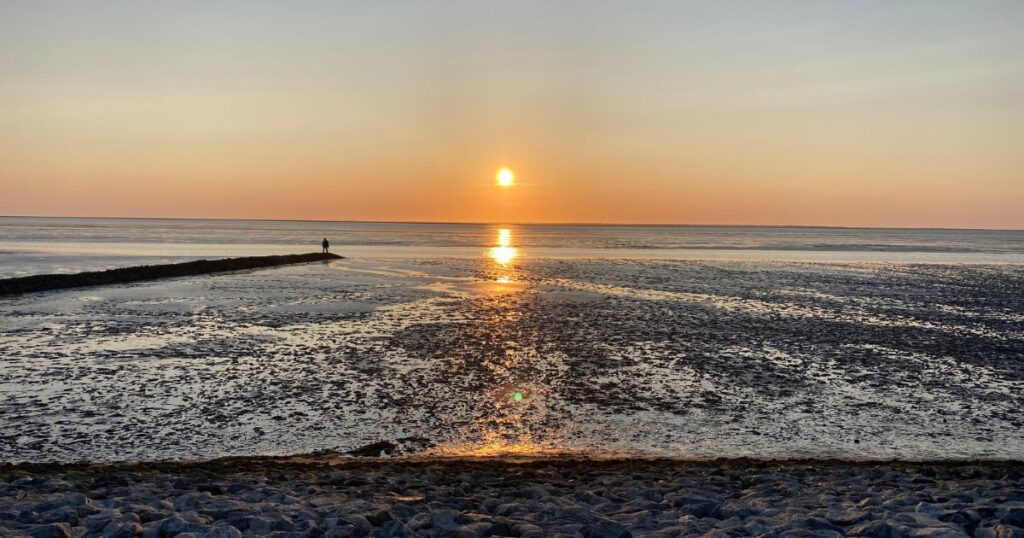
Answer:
322;237;330;254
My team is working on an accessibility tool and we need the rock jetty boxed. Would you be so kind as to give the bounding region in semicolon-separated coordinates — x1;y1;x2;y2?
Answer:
0;253;342;296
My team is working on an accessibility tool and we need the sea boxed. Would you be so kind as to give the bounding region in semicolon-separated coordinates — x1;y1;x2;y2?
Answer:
2;217;1024;278
1;216;1023;463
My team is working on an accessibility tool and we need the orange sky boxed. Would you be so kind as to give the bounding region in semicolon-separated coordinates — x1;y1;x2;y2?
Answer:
1;2;1022;228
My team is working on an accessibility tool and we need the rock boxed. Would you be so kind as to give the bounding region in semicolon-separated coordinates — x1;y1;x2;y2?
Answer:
938;511;977;534
174;492;214;512
553;523;585;535
160;514;212;536
488;522;513;536
85;510;124;533
374;520;412;536
266;493;302;505
141;521;163;538
664;493;721;519
341;514;372;536
777;515;842;535
904;528;969;537
196;484;224;496
292;518;321;534
917;502;948;517
203;527;243;538
848;520;903;538
579;519;632;538
611;510;656;529
34;494;92;513
826;509;871;526
975;524;1024;538
719;501;759;519
679;501;721;519
38;506;80;526
104;522;144;537
455;522;492;537
999;508;1024;528
363;509;392;526
345;441;397;457
430;508;461;531
404;513;431;531
25;523;74;538
325;528;355;538
495;502;526;517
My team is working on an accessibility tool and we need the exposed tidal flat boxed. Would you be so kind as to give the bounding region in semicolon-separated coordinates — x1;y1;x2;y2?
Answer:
0;257;1022;462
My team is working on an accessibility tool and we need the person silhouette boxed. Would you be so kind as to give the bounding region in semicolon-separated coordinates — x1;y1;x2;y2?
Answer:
322;238;330;254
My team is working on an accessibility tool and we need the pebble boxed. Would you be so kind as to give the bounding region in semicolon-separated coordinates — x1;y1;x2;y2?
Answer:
1;460;1023;537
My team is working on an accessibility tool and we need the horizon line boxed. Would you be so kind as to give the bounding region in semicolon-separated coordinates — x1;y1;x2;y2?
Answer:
1;213;1022;233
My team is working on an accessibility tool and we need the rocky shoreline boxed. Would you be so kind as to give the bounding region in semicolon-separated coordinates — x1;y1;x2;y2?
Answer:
2;457;1023;537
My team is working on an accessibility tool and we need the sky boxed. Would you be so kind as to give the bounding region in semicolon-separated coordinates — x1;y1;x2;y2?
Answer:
1;1;1022;228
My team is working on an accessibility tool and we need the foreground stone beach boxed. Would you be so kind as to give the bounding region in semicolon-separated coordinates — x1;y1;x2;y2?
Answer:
2;458;1023;538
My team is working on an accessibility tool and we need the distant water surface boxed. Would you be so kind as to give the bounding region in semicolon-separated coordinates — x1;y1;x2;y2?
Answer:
2;217;1023;277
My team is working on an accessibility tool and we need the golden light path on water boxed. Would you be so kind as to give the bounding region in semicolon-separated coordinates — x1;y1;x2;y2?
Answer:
489;227;518;268
434;227;573;458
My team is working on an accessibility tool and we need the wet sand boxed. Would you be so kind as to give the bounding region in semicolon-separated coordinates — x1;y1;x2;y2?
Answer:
2;457;1023;537
1;258;1022;462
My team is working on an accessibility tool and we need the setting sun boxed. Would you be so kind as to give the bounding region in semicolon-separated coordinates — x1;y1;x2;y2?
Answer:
496;168;515;188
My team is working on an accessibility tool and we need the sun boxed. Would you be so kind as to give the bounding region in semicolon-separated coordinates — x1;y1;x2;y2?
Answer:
496;168;515;187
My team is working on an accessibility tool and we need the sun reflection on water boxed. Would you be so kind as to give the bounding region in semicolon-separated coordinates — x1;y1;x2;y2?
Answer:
488;227;519;270
427;229;576;458
432;382;568;458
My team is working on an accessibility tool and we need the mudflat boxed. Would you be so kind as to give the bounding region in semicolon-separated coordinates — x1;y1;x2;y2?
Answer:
1;258;1023;463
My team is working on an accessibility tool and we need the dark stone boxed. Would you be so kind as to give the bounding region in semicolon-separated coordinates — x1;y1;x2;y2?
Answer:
580;520;632;538
25;523;74;538
826;509;871;526
1000;508;1024;528
939;511;976;534
847;520;902;538
486;522;514;536
197;484;224;495
364;509;392;526
204;527;244;538
346;441;398;457
374;520;412;537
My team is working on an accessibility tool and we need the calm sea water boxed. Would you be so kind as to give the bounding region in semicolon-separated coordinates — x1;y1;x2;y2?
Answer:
2;217;1023;278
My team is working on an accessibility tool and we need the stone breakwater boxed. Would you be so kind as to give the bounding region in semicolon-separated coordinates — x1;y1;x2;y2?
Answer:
0;253;342;296
1;459;1023;537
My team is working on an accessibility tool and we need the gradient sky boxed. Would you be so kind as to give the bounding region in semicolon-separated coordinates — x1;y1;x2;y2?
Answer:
1;1;1022;228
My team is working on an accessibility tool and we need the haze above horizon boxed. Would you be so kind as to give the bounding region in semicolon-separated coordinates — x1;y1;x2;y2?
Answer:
1;1;1022;229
